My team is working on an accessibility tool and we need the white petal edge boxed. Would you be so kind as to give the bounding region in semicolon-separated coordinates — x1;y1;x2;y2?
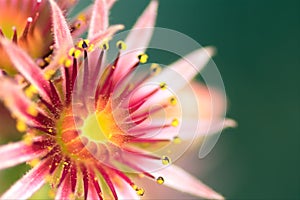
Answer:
152;164;225;200
1;158;51;200
0;138;46;170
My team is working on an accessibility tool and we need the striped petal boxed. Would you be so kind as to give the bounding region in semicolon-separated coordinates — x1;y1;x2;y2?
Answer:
55;175;73;200
71;0;116;39
111;176;140;200
57;0;78;11
89;25;125;46
49;0;73;50
0;138;46;170
157;47;216;91
152;165;224;200
129;47;215;112
88;0;108;39
0;78;48;128
113;0;158;82
1;158;51;199
70;5;93;38
106;0;116;8
0;39;51;102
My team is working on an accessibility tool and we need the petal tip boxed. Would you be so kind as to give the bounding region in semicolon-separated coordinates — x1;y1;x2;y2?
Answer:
225;118;237;128
205;46;217;57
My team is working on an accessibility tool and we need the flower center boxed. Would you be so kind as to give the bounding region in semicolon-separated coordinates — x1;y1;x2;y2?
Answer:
81;113;108;142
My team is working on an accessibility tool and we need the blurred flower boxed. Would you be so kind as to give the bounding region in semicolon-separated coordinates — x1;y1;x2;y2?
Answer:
0;0;234;199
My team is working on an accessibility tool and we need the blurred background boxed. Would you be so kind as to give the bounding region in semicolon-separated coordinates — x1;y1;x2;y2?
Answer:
0;0;299;199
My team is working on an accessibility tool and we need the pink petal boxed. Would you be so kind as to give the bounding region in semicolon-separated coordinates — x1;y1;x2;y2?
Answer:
0;39;51;102
55;175;73;200
152;165;224;200
0;78;50;128
70;5;93;38
89;25;125;46
106;0;116;8
112;177;139;200
0;137;46;170
88;0;109;39
49;0;73;50
127;47;215;112
71;0;116;39
87;181;100;200
159;47;216;90
1;158;51;199
113;0;158;82
56;0;78;11
178;118;236;140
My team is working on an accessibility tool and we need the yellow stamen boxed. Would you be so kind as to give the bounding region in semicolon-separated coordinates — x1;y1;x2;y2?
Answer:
23;133;34;145
173;136;181;144
116;40;127;50
77;13;86;22
136;187;145;196
44;56;51;63
28;158;40;167
64;58;73;68
159;82;167;90
44;69;56;80
132;185;138;190
150;63;161;75
162;156;171;165
88;44;95;52
156;176;164;184
27;104;38;117
171;118;179;127
74;50;82;58
170;97;177;106
25;85;38;98
77;39;90;49
138;53;148;63
68;47;76;57
16;120;27;132
100;40;109;50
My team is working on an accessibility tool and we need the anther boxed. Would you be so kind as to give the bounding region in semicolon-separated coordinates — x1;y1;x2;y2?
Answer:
136;187;145;196
116;40;127;50
64;58;73;68
138;53;148;64
156;176;164;184
173;136;181;144
23;133;34;145
27;104;38;117
161;156;171;165
77;39;90;49
16;119;27;132
170;97;177;105
100;40;109;50
43;69;56;80
25;85;38;98
159;82;167;90
150;63;161;75
171;118;179;127
28;158;40;167
68;47;76;57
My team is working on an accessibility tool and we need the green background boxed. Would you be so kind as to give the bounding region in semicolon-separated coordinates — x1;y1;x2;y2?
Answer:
0;0;299;199
98;0;299;199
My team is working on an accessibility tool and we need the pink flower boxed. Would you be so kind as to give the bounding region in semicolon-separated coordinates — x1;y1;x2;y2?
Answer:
0;0;235;199
0;0;80;74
